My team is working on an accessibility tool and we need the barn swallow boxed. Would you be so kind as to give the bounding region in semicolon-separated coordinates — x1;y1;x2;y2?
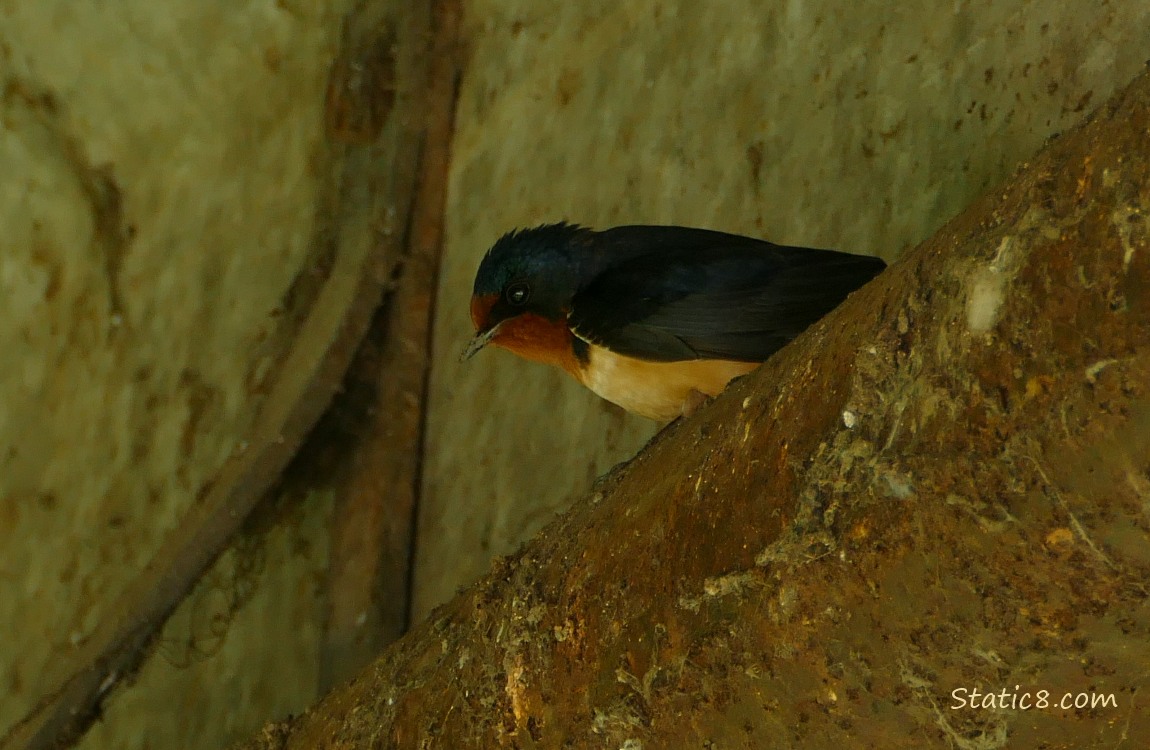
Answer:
463;223;885;421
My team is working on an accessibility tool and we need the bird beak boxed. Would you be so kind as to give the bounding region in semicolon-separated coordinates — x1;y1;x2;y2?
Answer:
460;322;503;361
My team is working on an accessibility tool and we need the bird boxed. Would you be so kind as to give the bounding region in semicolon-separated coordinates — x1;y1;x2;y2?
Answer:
462;222;886;421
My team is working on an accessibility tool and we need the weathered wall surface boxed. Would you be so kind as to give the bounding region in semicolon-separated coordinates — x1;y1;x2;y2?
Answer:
5;1;1150;747
417;0;1150;618
0;2;354;747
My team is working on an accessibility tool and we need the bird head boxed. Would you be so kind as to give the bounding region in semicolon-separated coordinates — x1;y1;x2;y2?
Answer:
462;222;590;359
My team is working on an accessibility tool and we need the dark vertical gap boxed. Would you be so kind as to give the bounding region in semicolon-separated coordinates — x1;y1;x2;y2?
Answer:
393;134;425;637
401;0;463;634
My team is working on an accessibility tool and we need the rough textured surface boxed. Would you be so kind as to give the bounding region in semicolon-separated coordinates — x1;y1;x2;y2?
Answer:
0;2;376;748
238;65;1150;748
417;0;1150;619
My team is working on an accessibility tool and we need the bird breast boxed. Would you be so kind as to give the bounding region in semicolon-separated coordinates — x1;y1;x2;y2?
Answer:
577;344;758;421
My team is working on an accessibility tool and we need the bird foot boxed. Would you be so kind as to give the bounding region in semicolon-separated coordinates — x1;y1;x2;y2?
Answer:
680;389;712;418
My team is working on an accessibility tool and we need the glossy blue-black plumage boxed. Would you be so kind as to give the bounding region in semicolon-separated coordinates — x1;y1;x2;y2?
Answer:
473;223;886;363
472;223;591;321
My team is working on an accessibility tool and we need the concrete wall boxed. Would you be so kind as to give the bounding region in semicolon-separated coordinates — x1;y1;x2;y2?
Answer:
3;0;1150;747
417;0;1150;618
0;2;353;747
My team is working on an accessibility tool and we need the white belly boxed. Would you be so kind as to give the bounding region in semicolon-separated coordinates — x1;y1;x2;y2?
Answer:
579;345;758;421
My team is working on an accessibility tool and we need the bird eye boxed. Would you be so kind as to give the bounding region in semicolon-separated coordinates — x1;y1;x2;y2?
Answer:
505;282;530;306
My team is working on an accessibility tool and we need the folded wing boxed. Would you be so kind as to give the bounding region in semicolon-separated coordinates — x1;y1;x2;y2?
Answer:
569;234;885;363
